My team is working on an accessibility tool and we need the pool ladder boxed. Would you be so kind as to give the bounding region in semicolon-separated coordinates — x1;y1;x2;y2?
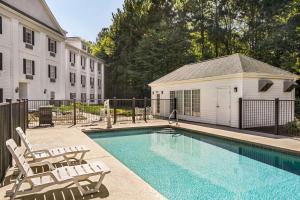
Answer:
168;109;179;126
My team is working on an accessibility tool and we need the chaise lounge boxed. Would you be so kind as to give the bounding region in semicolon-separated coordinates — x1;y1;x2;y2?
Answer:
16;127;89;164
6;139;110;200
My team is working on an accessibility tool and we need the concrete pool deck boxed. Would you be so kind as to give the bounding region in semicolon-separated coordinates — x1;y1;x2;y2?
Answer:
1;119;300;200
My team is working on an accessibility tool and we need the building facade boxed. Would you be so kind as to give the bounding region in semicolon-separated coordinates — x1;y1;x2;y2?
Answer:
0;0;104;102
65;37;104;103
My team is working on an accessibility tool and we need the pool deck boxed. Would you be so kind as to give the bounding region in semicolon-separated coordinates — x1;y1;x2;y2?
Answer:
1;119;300;200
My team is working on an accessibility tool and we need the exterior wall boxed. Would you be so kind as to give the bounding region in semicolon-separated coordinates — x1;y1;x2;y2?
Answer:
0;5;65;101
151;78;243;128
151;77;296;128
65;44;104;103
242;78;295;127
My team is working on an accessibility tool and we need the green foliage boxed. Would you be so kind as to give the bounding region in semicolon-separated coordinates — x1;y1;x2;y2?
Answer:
92;0;300;98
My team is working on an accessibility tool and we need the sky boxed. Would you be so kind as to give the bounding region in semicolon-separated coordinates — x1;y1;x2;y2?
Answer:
45;0;124;42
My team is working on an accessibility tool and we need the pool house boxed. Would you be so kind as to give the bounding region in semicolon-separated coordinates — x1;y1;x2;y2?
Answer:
149;53;298;128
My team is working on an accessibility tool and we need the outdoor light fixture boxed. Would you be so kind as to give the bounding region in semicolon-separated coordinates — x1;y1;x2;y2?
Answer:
15;87;19;93
234;87;238;93
44;89;47;94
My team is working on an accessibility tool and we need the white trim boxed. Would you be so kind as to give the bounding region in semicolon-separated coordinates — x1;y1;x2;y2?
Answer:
149;72;298;87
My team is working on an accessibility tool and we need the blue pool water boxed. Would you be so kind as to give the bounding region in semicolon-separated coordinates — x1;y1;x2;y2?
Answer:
90;128;300;200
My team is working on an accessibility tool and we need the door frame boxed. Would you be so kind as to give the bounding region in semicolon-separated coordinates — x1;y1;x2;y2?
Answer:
216;87;231;126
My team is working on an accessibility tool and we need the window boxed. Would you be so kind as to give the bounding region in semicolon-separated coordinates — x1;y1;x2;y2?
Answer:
70;93;76;100
0;16;2;34
70;72;76;86
48;38;57;54
81;75;86;87
98;79;101;89
170;91;175;112
82;43;87;51
23;27;34;46
98;94;101;100
69;51;76;65
0;88;3;103
192;90;200;117
81;56;86;69
156;94;160;113
48;65;57;82
90;77;94;89
90;60;94;72
23;59;35;79
90;94;95;102
184;90;192;116
50;91;55;100
175;91;183;115
81;93;86;103
0;52;2;70
98;63;101;74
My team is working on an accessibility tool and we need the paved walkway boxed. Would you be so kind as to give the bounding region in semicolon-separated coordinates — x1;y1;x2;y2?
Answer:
1;119;300;200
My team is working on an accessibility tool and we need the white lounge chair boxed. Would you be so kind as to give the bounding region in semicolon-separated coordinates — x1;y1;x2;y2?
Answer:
16;127;89;164
6;139;110;200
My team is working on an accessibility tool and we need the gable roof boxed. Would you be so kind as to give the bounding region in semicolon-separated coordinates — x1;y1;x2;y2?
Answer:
149;53;297;85
0;0;65;36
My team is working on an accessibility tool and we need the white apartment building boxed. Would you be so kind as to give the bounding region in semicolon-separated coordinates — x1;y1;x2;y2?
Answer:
65;37;104;103
0;0;105;103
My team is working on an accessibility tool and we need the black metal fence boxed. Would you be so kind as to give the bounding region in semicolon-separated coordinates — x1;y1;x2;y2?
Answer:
27;98;174;128
239;98;300;136
0;99;27;182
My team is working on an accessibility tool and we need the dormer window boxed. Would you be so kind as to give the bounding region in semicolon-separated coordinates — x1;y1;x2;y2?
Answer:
82;43;87;51
48;38;57;57
23;27;34;49
69;51;76;66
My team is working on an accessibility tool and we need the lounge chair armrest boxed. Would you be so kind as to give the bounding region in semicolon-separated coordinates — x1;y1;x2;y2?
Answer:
29;161;55;170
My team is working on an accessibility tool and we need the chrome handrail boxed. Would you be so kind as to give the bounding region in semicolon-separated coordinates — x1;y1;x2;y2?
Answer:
168;109;178;125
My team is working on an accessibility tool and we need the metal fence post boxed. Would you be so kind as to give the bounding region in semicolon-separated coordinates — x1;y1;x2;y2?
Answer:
132;97;136;123
25;99;29;128
113;97;117;124
6;99;13;166
174;98;177;119
274;98;279;135
239;98;243;129
144;97;147;122
73;99;76;125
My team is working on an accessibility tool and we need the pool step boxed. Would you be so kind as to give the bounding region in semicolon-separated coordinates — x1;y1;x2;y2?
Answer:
156;128;176;134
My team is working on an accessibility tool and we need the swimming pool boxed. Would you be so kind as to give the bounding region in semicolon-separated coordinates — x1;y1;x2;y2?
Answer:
89;128;300;200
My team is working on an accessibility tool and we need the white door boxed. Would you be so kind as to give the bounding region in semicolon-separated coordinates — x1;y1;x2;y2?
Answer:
216;88;231;126
19;83;28;99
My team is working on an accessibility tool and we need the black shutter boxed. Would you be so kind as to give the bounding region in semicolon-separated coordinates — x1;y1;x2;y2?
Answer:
73;53;75;64
48;38;50;51
55;66;57;79
23;59;26;74
54;41;57;53
23;27;26;42
31;30;34;45
0;53;2;70
74;74;76;83
81;56;82;66
69;51;71;62
81;75;82;84
70;73;71;82
0;16;2;34
48;65;50;78
32;60;35;75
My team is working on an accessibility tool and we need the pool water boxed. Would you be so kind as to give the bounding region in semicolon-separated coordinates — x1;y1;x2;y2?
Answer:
90;128;300;200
